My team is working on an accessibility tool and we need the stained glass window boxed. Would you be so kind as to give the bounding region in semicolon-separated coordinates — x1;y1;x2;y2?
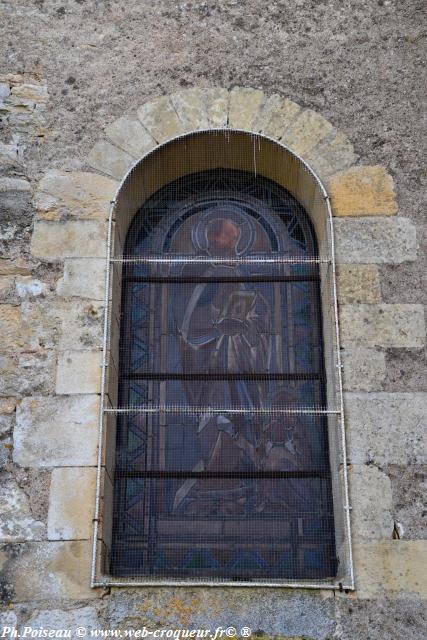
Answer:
110;169;337;581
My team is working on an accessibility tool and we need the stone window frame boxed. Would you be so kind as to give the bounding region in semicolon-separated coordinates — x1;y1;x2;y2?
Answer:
90;123;354;589
27;86;421;597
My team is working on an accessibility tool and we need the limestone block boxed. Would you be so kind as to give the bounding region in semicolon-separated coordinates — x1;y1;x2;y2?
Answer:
57;258;105;300
48;468;97;540
170;88;209;130
87;141;134;180
137;95;187;143
1;541;103;601
11;83;48;103
0;414;13;437
305;131;358;181
280;109;333;156
349;464;393;540
340;304;425;348
0;276;15;299
345;392;427;465
105;116;156;158
31;220;107;260
202;87;229;127
0;352;55;396
255;94;301;139
58;300;104;350
34;170;118;221
0;479;45;542
14;395;99;467
0;305;28;350
228;87;265;130
56;350;102;395
0;177;31;193
329;166;398;216
0;397;17;414
353;540;427;598
22;608;99;637
0;259;32;276
334;217;417;264
336;264;381;304
341;348;386;391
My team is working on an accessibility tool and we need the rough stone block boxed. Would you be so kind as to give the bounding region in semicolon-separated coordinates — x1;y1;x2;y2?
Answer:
334;217;417;264
105;116;156;158
0;305;27;350
137;95;187;143
349;464;393;540
0;177;31;193
170;88;210;130
0;352;55;396
31;220;107;260
87;141;134;180
15;277;48;299
0;397;17;414
34;170;118;221
345;392;427;465
305;131;358;181
1;541;103;602
353;540;427;598
228;87;265;130
329;165;398;216
48;468;97;540
56;350;102;395
255;94;301;139
0;414;13;437
14;395;99;467
0;479;45;542
57;258;105;300
341;348;386;391
336;264;381;304
202;87;229;127
0;259;32;276
0;275;15;300
281;109;333;156
22;608;99;637
340;304;425;348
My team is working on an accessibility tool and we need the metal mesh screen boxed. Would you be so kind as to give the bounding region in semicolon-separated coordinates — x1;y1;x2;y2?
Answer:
94;131;352;588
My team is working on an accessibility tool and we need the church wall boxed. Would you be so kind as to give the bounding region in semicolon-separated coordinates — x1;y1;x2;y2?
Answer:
1;2;426;638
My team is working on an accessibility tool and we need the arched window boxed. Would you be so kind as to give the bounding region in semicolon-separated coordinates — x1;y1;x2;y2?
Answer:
98;131;351;587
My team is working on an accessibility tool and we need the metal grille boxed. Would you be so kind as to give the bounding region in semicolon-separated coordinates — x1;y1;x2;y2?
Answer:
106;168;340;582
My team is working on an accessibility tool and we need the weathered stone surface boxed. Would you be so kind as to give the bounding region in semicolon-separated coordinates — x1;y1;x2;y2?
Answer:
329;166;398;217
202;87;229;127
353;540;427;598
0;611;17;629
0;352;55;396
34;170;118;221
349;464;393;540
386;464;427;540
0;397;17;414
336;264;381;303
0;305;27;350
31;220;107;260
0;177;31;193
22;608;99;637
228;87;265;130
48;468;96;540
305;131;358;181
341;348;386;391
0;479;45;542
107;589;335;639
170;88;209;130
0;259;32;276
105;116;156;158
15;276;48;299
255;94;301;139
87;141;134;180
11;83;48;103
1;541;103;602
0;275;15;299
137;96;187;143
57;258;105;300
334;216;417;264
58;300;103;350
56;350;102;395
14;396;99;467
281;109;333;156
0;414;13;437
345;392;427;465
340;304;425;348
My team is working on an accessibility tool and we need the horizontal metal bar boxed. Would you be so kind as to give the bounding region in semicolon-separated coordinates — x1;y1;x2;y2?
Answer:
124;274;320;283
115;469;331;479
125;372;323;382
104;405;341;415
93;577;352;590
111;256;328;264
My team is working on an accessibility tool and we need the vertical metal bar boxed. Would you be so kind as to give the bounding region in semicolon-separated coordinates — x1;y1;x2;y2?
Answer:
91;201;115;587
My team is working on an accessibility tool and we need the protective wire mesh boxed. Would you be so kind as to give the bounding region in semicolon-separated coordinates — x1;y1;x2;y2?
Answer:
97;131;352;587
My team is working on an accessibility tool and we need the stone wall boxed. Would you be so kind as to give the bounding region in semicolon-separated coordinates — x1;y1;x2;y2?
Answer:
1;2;426;639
